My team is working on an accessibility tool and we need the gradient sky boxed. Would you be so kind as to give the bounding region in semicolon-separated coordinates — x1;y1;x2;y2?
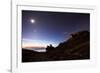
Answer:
22;10;90;48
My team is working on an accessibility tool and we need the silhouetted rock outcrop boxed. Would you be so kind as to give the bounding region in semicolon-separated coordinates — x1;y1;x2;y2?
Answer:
46;44;55;53
46;31;90;60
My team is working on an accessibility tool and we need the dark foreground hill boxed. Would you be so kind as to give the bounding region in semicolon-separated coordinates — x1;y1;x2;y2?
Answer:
22;31;90;62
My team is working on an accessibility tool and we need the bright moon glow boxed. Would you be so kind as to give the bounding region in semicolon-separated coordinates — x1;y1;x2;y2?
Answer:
30;19;35;23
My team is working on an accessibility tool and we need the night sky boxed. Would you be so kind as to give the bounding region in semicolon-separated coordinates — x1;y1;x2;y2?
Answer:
22;10;90;48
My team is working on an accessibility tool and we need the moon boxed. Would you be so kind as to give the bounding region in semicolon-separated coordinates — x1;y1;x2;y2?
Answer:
30;19;35;23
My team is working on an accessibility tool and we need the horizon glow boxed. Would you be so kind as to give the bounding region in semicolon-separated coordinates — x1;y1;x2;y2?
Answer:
22;38;58;49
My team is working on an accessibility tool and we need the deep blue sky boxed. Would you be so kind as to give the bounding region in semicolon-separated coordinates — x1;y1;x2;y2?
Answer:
22;10;90;48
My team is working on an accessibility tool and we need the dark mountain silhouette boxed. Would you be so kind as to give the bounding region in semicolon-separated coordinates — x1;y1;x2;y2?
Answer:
22;30;90;62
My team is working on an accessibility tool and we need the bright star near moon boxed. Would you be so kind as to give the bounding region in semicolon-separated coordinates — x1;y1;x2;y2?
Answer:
30;19;35;23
